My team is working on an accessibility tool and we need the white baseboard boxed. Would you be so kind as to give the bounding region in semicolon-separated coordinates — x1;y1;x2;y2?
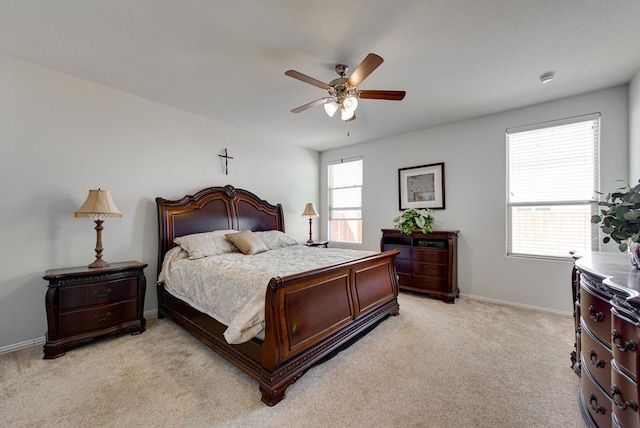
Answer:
460;293;572;317
0;308;159;356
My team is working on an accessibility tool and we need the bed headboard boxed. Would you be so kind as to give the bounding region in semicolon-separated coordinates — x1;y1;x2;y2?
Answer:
155;185;284;273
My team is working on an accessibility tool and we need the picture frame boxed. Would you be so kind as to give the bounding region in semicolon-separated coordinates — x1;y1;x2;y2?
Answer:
398;162;445;210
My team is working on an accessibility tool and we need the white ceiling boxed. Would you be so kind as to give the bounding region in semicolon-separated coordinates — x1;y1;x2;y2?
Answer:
1;1;640;151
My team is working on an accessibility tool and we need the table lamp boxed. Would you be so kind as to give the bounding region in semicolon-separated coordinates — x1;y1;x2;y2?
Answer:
301;203;319;243
75;188;122;268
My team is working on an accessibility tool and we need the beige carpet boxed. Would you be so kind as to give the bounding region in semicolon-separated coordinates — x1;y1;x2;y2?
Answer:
0;294;584;427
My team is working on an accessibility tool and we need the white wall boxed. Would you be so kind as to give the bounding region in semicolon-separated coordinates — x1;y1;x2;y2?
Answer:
630;69;640;182
320;86;629;313
0;54;319;349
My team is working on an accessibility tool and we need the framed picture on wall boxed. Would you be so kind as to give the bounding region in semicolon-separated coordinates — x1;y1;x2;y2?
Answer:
398;162;445;210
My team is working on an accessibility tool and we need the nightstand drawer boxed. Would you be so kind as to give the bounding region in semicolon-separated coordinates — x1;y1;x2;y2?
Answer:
59;277;138;310
412;248;447;263
58;300;138;336
413;262;447;277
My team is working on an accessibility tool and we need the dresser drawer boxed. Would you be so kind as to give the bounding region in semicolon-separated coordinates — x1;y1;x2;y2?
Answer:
59;277;138;311
611;307;640;380
612;360;639;428
412;248;447;263
384;245;411;259
581;355;613;428
581;283;612;346
397;272;411;286
412;262;447;277
411;275;447;291
58;300;138;336
395;258;411;274
581;318;612;392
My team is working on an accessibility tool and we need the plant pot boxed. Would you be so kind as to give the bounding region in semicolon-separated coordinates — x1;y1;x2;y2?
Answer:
628;240;640;270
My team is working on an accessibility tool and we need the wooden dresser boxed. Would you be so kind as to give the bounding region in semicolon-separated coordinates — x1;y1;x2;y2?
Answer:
572;252;640;427
43;261;147;359
380;229;459;303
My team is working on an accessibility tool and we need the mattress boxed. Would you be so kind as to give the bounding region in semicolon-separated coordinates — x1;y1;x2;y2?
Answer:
159;244;374;344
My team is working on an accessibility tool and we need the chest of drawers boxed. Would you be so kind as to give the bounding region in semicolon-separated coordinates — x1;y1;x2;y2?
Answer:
381;229;458;303
43;261;147;359
573;253;640;427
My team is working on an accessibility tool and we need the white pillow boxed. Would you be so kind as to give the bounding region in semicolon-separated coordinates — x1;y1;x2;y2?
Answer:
174;229;238;259
254;230;301;250
225;230;269;255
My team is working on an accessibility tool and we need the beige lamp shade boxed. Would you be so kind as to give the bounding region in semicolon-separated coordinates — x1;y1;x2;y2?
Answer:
301;203;318;218
75;189;122;219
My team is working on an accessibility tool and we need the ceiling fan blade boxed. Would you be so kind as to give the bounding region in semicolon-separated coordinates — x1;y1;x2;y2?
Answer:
358;90;406;101
347;53;383;87
291;97;333;113
285;70;331;90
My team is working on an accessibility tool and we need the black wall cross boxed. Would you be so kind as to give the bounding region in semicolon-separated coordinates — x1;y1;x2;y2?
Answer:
218;148;234;175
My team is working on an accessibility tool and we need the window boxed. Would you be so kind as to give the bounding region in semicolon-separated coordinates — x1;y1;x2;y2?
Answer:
328;157;363;243
506;114;600;259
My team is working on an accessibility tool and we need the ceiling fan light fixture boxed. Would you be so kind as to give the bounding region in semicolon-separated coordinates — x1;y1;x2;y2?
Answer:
341;108;355;121
324;101;339;117
342;95;358;112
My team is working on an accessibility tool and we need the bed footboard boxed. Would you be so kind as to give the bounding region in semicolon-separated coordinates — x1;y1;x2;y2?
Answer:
259;249;400;405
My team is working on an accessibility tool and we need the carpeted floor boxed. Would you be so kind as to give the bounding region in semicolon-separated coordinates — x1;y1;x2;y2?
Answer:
0;294;584;427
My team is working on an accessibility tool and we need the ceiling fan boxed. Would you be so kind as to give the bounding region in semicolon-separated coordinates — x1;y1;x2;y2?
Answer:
285;53;406;121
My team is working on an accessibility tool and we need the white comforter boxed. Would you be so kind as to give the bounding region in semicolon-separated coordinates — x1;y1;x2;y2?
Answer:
159;245;374;344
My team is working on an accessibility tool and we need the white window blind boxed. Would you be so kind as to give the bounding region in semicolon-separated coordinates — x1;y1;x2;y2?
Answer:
328;157;363;243
506;114;600;259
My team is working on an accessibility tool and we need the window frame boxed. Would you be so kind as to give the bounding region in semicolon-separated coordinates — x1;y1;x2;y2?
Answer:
506;113;601;260
327;156;363;244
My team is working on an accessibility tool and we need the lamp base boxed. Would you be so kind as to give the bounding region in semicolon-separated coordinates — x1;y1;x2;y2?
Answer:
88;258;110;269
88;219;109;269
307;238;314;243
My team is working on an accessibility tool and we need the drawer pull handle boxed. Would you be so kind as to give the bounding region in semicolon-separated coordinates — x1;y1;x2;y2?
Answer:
612;329;637;352
92;312;111;322
589;393;606;414
93;288;112;298
588;305;604;322
611;385;638;411
588;349;605;368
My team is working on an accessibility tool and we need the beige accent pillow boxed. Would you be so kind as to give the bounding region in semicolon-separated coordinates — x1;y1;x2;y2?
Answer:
254;230;301;249
174;230;238;259
225;230;269;255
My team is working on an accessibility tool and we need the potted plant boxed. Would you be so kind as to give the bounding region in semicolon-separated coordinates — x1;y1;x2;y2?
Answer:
592;180;640;268
393;208;435;235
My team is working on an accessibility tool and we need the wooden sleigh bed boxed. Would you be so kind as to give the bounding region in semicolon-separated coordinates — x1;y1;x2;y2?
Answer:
156;185;400;405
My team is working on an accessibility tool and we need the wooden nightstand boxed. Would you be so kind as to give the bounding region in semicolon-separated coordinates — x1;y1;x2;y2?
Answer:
42;260;147;359
305;241;329;248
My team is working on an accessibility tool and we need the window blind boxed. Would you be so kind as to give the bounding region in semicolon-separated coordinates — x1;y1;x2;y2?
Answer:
506;114;600;258
328;157;363;243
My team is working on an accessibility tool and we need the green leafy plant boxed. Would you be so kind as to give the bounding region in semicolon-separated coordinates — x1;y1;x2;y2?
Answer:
393;208;435;235
591;180;640;252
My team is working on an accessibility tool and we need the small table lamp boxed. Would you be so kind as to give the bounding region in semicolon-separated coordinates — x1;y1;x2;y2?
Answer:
75;189;122;268
301;203;319;243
